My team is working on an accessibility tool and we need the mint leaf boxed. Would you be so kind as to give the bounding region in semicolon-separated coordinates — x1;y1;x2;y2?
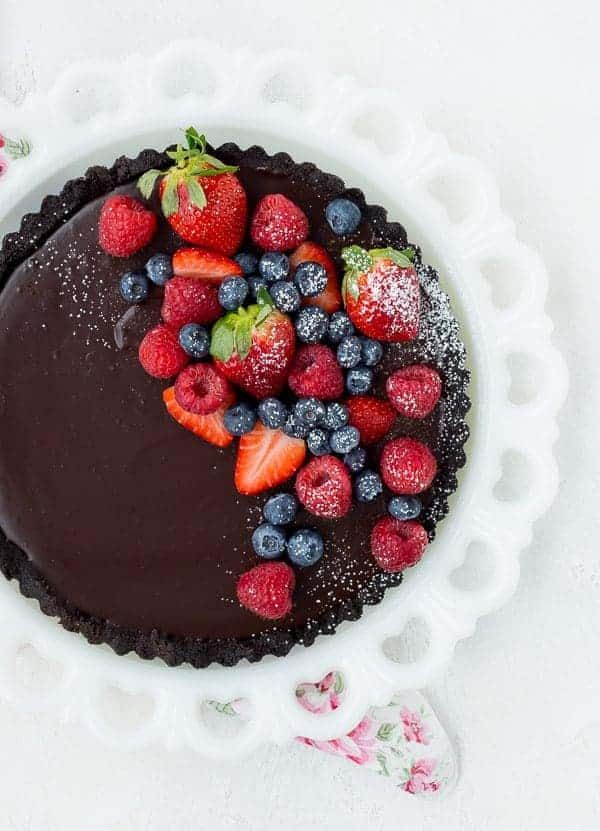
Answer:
137;169;162;200
161;178;180;217
399;246;415;262
185;176;208;210
210;321;235;362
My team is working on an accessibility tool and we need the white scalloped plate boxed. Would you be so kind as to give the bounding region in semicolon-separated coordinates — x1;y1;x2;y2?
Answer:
0;41;567;757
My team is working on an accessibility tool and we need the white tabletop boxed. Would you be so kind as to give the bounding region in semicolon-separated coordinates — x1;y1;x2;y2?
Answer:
1;0;598;828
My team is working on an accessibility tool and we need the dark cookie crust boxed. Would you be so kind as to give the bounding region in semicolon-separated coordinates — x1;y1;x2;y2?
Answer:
0;144;470;668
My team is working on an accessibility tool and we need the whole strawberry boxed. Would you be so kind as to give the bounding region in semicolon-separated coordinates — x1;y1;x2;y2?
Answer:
210;287;296;399
341;246;420;342
138;127;247;255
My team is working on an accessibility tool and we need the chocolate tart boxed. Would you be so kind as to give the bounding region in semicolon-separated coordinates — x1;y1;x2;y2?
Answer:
0;143;470;667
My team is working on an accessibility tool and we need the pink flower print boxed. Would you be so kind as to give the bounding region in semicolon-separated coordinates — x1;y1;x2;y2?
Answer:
297;715;378;766
400;706;431;745
0;157;7;178
403;758;440;794
0;134;5;149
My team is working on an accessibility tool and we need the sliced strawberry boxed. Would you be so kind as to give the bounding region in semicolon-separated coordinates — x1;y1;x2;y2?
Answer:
234;422;306;495
172;247;243;284
163;386;235;448
290;241;342;313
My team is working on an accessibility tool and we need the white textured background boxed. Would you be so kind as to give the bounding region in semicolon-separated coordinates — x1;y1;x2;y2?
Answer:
1;0;599;828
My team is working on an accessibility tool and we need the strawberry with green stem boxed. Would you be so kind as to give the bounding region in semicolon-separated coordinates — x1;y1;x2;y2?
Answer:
210;286;296;399
138;127;247;255
341;245;420;342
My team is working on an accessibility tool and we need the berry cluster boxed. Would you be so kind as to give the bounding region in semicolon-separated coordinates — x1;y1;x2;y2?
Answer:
99;128;444;623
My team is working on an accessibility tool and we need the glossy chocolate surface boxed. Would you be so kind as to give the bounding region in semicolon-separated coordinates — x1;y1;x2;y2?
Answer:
0;145;469;664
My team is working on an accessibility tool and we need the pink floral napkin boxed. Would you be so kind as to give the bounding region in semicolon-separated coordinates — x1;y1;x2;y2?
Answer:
208;672;457;795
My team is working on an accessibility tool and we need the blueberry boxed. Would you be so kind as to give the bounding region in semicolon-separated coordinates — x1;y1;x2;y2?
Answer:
145;253;173;286
294;397;327;427
263;493;298;526
388;496;422;521
322;401;349;430
294;261;327;297
346;366;373;395
223;403;257;436
247;274;268;299
325;198;362;235
257;398;288;429
252;523;287;559
119;271;150;303
354;469;383;503
218;276;249;310
307;428;331;456
235;251;258;276
178;323;210;359
295;307;329;343
360;338;384;367
330;425;360;454
336;335;362;369
270;280;301;313
283;411;310;439
344;446;367;473
287;528;324;568
259;252;289;283
327;311;355;343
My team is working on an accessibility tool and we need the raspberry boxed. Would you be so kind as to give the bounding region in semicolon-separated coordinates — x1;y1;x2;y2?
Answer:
138;324;189;379
295;455;352;519
161;276;221;329
386;365;442;419
371;517;428;572
174;363;233;415
346;396;396;445
236;561;296;620
287;345;344;400
250;194;309;252
380;437;437;495
98;195;157;257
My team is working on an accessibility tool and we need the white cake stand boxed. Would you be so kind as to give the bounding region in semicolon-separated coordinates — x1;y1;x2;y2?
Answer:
0;40;567;757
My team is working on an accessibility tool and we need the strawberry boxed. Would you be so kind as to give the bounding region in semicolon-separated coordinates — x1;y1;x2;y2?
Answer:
98;195;157;257
341;246;420;342
386;364;442;419
287;344;344;400
174;363;233;415
234;422;306;495
380;437;437;495
161;275;221;329
210;287;295;399
138;127;247;255
295;455;352;519
172;247;242;285
139;324;189;378
250;193;309;252
163;386;235;448
371;517;428;573
289;241;342;313
346;396;396;445
236;561;295;620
